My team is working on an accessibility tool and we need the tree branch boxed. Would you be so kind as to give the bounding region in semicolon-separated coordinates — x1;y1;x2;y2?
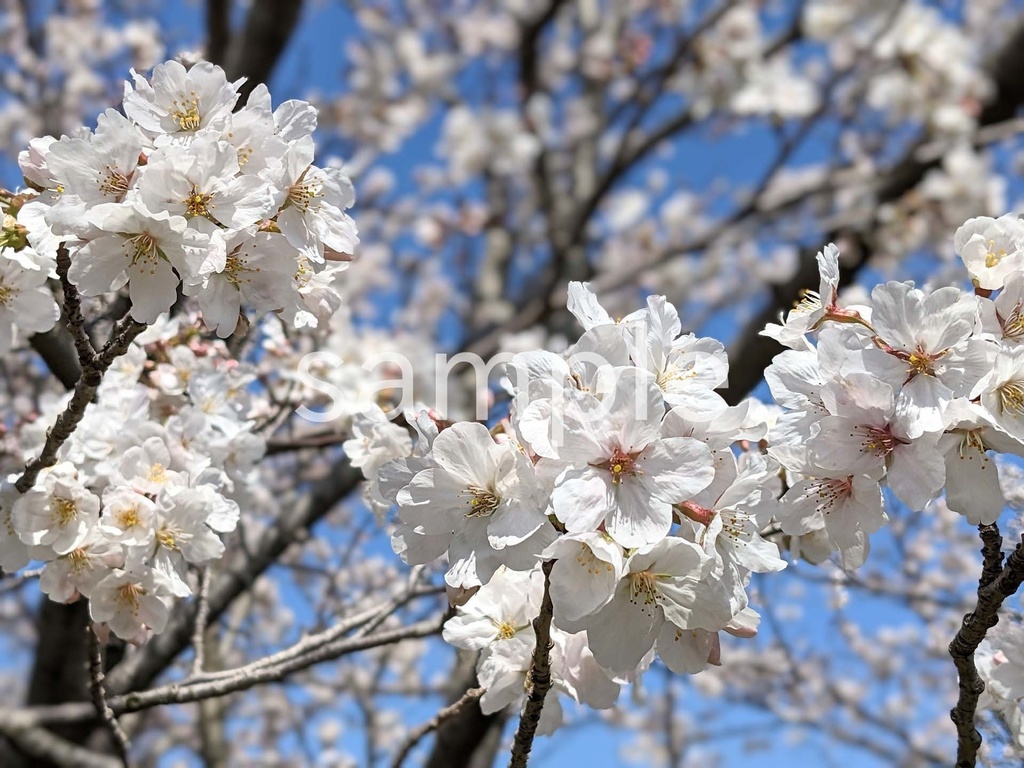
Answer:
508;560;555;768
950;528;1024;767
87;628;129;767
223;0;304;103
206;0;232;66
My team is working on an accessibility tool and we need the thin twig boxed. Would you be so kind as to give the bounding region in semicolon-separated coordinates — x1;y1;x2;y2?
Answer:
0;567;43;594
87;625;131;766
508;560;555;768
390;687;484;768
950;527;1024;767
10;617;442;725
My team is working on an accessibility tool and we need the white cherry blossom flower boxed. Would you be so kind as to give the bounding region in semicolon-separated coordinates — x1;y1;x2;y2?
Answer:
13;465;101;556
442;566;543;650
776;474;886;570
572;537;724;675
939;400;1024;524
272;138;358;262
90;568;174;641
547;369;715;547
0;248;60;352
541;532;625;624
954;214;1024;290
807;373;945;511
184;230;298;337
123;60;241;139
39;527;123;603
137;136;275;234
71;202;202;323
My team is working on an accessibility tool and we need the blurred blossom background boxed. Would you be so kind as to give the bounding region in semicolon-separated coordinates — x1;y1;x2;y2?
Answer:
3;0;1024;766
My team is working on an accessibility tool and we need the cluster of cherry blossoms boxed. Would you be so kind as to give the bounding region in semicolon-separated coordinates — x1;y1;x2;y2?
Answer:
15;58;356;335
1;321;263;642
764;215;1024;568
363;283;784;729
0;58;358;643
347;210;1024;733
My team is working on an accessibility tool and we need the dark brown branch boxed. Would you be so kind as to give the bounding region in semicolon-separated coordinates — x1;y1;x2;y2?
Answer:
423;653;508;768
518;0;567;99
0;716;121;768
950;529;1024;767
223;0;305;103
54;248;94;367
206;0;232;66
508;560;555;768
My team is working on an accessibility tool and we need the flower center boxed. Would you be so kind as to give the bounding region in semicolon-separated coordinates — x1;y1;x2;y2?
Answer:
907;348;935;376
628;571;660;606
288;176;323;213
793;289;822;314
126;232;160;269
53;497;78;526
0;278;14;307
656;361;697;390
810;477;854;515
183;185;214;218
147;462;168;485
117;506;141;530
67;548;90;573
862;426;904;457
99;165;131;199
116;581;144;613
599;449;641;485
223;253;261;288
171;94;202;131
156;525;183;551
985;240;1008;268
997;381;1024;418
575;543;614;575
463;485;501;518
958;429;987;459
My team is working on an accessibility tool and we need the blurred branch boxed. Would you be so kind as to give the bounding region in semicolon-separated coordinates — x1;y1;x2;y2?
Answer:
206;0;232;66
0;715;121;768
223;0;305;103
391;687;484;768
723;18;1024;404
86;629;129;767
13;617;441;723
